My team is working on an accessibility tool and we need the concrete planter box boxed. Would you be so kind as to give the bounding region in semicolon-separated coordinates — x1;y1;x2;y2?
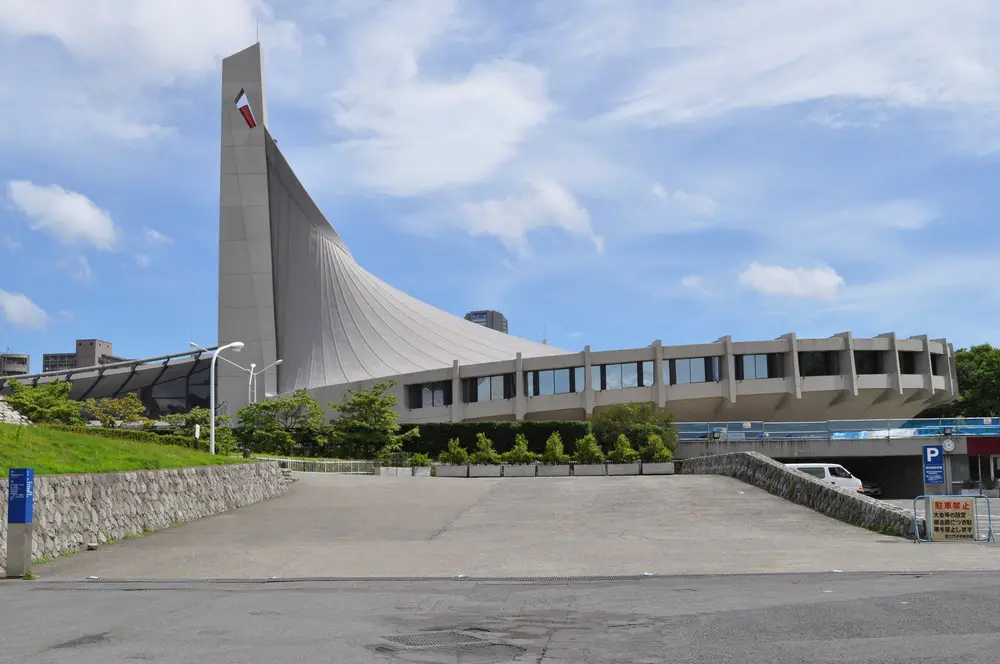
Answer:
503;464;537;477
412;466;431;477
537;464;571;477
607;462;641;476
641;462;675;475
573;463;606;476
377;466;405;476
435;464;469;478
469;464;503;478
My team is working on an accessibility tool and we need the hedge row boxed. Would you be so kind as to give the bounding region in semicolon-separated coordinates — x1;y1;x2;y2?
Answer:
398;421;592;456
47;425;202;450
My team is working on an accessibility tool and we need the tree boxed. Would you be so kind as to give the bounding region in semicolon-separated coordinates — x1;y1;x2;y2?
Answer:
237;389;327;455
919;344;1000;418
573;433;605;464
438;438;469;465
591;402;678;453
607;433;640;463
540;431;570;465
328;381;419;458
469;432;501;465
161;406;237;454
84;393;148;428
4;379;82;425
501;433;538;464
640;433;673;462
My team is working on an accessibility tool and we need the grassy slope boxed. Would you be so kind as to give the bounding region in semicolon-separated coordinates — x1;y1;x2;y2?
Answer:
0;423;246;476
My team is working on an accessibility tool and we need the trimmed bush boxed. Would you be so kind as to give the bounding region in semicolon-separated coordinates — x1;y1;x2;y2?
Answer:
540;432;570;465
573;433;605;464
398;420;591;456
438;438;469;465
640;433;674;462
607;433;640;463
501;433;538;464
468;432;502;465
47;425;198;450
411;453;432;467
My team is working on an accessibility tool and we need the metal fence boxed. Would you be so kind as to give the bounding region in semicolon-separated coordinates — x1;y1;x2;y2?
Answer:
259;457;375;474
675;417;1000;442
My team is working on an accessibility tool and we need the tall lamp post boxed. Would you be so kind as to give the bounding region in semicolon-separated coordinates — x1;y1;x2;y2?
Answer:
248;363;256;404
251;359;283;403
189;340;244;454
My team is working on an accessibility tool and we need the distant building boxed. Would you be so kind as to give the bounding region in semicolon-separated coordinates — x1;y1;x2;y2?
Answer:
42;339;128;373
0;353;30;377
464;310;508;334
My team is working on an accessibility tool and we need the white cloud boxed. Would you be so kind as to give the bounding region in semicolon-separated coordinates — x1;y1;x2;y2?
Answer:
143;227;173;246
0;0;300;82
739;262;845;300
135;254;151;268
7;180;118;250
681;274;711;296
462;178;603;255
604;0;1000;133
0;289;49;329
670;190;717;218
325;1;553;195
59;255;93;283
651;183;667;199
1;235;20;250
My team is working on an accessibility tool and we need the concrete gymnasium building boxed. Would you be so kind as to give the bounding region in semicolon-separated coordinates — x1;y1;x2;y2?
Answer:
6;44;958;425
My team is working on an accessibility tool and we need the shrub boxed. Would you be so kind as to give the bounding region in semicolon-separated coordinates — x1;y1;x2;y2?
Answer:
468;432;502;465
84;393;148;428
639;433;674;463
396;420;591;456
411;453;432;467
438;438;469;465
501;434;537;464
540;432;570;465
376;440;409;467
607;433;640;463
5;379;82;425
592;403;677;453
47;425;195;449
573;433;605;464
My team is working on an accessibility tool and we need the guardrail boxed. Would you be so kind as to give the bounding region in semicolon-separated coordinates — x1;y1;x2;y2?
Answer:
257;457;375;474
675;417;1000;442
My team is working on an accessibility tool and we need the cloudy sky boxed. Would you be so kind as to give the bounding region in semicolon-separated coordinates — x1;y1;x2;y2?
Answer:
1;0;999;371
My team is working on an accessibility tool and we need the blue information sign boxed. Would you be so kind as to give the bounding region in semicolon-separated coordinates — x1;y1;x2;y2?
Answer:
923;445;945;485
7;468;34;524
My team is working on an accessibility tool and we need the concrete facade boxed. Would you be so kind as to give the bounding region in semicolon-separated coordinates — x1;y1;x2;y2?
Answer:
41;339;125;373
0;352;29;377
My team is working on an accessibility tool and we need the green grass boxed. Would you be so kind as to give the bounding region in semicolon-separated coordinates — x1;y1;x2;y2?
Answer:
0;423;248;476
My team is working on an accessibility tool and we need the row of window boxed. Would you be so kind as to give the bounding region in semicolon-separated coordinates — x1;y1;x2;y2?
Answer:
407;350;948;408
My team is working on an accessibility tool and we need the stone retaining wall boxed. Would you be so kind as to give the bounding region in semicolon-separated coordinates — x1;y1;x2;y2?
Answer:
680;452;920;537
1;461;286;574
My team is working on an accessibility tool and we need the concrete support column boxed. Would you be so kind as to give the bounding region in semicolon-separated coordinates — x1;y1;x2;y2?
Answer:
834;331;858;398
933;339;956;401
878;332;904;396
651;339;666;410
719;336;736;407
583;345;594;417
780;332;803;400
912;334;934;397
514;352;527;421
450;360;462;423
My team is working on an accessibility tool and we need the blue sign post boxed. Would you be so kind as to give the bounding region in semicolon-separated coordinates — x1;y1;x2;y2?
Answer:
923;445;945;485
6;468;35;578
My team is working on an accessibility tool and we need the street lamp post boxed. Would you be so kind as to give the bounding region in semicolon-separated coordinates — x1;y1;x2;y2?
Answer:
251;359;283;403
190;340;244;454
248;363;256;404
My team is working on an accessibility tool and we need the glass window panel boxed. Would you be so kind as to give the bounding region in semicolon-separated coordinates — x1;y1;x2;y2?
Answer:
606;364;622;390
152;376;187;398
421;385;432;408
433;383;445;406
711;357;720;381
690;358;706;383
491;375;504;401
829;466;852;479
527;372;537;397
592;365;602;391
621;363;638;388
477;377;490;402
675;359;691;385
742;355;755;380
642;361;654;387
539;370;555;396
153;397;186;417
573;367;585;393
554;368;570;394
755;354;768;379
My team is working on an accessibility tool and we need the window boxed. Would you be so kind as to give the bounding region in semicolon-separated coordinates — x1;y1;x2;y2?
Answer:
526;368;582;397
854;350;884;375
574;367;585;393
591;365;602;391
672;357;719;384
465;374;514;402
642;361;654;388
606;363;622;390
828;466;852;479
621;363;638;388
408;381;452;408
797;467;825;479
931;354;944;376
591;362;656;391
554;368;570;394
798;351;840;377
898;351;919;375
736;353;783;380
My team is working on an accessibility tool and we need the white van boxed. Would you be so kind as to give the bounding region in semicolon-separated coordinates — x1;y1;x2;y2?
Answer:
786;463;864;492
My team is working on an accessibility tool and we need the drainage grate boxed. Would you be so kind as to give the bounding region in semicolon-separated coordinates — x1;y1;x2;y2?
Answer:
386;631;484;648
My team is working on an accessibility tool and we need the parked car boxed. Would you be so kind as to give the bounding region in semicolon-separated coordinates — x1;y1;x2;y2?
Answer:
860;481;882;498
786;463;864;493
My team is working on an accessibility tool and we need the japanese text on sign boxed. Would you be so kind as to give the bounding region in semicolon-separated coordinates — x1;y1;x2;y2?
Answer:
930;498;975;540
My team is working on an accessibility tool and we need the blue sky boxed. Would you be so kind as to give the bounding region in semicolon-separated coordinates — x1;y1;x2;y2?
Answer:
2;0;1000;372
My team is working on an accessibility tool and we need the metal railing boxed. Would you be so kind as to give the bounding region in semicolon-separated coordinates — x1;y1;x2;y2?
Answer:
675;417;1000;442
259;457;375;474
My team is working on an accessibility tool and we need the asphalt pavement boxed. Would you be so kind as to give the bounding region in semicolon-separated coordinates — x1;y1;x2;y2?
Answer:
3;572;1000;663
